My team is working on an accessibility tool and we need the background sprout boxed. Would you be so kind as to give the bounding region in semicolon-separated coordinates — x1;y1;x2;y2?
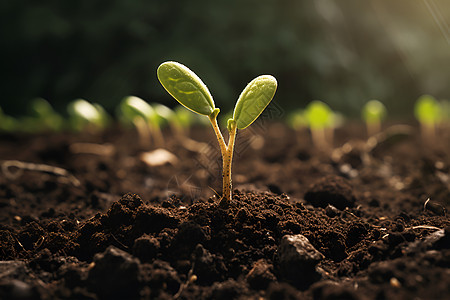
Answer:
0;106;18;132
173;105;194;130
304;100;334;149
414;95;441;140
119;96;164;147
362;100;387;137
67;99;109;132
29;98;64;132
152;102;185;138
158;61;277;204
287;109;308;131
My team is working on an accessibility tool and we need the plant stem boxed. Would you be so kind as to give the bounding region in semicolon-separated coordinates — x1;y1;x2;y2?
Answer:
208;114;227;155
311;127;327;150
133;116;151;148
221;121;237;205
367;119;381;137
209;113;237;205
421;122;435;142
150;123;165;147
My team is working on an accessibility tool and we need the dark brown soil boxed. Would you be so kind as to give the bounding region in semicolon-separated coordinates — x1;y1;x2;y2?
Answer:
0;122;449;300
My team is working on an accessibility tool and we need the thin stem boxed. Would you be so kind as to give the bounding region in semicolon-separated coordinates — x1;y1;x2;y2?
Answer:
367;119;381;137
311;127;327;150
421;122;435;142
150;123;165;147
220;121;237;206
133;117;151;148
208;113;227;157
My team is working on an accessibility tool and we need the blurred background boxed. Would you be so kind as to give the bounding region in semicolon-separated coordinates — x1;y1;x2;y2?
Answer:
1;0;449;118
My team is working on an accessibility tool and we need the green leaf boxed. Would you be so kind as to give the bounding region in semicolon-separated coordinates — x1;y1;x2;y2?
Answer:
362;100;387;124
68;99;106;130
157;61;215;116
120;96;155;122
305;100;332;129
232;75;277;129
414;95;441;125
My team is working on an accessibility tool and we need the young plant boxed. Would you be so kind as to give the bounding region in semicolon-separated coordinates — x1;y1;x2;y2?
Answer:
119;96;164;147
304;100;334;149
287;108;308;131
157;61;277;204
152;102;186;137
29;98;64;132
414;95;441;140
361;99;387;137
67;99;109;132
0;106;18;132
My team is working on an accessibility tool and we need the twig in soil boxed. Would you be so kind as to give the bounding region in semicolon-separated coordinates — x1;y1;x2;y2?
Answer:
10;232;26;252
407;225;443;231
110;234;129;250
343;209;359;219
34;236;45;250
1;160;81;187
174;263;197;299
208;186;221;199
69;142;115;156
424;198;431;211
423;198;447;216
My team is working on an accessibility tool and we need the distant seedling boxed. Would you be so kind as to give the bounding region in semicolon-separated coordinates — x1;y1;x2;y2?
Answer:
304;100;335;149
0;106;18;132
68;99;109;132
152;102;187;138
119;96;164;147
29;98;64;132
414;95;441;140
287;109;308;131
362;100;387;137
157;61;277;204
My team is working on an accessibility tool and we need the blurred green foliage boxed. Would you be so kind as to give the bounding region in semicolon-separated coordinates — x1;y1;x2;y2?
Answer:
1;0;449;118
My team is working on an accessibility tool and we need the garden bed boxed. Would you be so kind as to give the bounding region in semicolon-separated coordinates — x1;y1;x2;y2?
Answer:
0;122;449;299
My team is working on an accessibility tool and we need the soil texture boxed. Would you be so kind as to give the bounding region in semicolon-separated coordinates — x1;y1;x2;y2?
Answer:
0;122;449;300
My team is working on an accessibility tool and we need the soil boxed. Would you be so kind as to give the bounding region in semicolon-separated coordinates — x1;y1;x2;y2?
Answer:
0;121;449;300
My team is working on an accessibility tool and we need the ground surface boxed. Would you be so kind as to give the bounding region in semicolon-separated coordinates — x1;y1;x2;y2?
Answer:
0;122;449;300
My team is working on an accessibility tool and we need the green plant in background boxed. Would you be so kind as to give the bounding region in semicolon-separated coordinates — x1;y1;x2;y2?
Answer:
0;106;18;132
173;105;194;129
157;61;277;204
414;95;441;140
118;96;164;147
304;100;335;149
152;102;190;138
68;99;110;132
362;99;387;137
29;98;64;132
287;109;308;131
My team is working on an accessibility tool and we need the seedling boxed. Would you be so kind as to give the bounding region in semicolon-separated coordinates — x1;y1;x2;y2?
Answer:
287;109;308;131
118;96;164;147
362;100;387;137
152;102;186;137
68;99;109;132
0;106;18;132
29;98;64;132
304;100;334;149
157;61;277;204
414;95;441;140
